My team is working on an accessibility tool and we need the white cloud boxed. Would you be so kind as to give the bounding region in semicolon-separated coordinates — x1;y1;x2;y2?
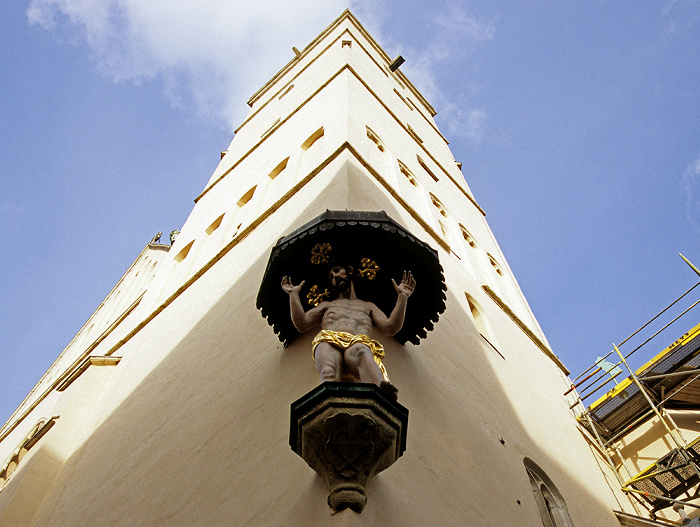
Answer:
439;102;487;144
682;154;700;230
27;0;349;130
379;3;495;143
26;1;495;143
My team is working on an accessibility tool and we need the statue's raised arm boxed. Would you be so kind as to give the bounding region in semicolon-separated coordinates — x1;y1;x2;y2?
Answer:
371;271;415;336
281;276;325;333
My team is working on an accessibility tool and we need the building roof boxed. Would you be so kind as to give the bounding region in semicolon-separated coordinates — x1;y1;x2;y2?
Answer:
583;322;700;442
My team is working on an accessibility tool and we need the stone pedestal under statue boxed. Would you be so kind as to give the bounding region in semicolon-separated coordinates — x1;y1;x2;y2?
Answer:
290;382;409;513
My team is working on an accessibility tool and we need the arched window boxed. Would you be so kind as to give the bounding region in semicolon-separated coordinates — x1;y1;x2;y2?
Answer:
465;293;488;337
366;126;385;152
174;240;194;263
0;419;56;491
488;253;503;276
459;224;477;248
429;193;448;217
524;458;574;527
206;214;224;234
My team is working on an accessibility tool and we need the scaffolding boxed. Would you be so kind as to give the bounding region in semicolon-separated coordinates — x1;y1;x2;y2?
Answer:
568;258;700;522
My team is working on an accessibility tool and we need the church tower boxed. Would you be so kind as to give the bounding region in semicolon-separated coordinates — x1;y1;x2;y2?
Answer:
1;11;637;526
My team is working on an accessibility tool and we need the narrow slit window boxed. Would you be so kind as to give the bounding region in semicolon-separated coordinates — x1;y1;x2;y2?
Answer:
206;214;225;234
394;89;413;111
429;193;448;217
417;155;439;182
261;118;281;138
366;126;385;152
398;160;418;187
301;127;324;150
174;240;194;262
278;84;294;100
268;157;289;180
237;186;256;207
407;123;423;143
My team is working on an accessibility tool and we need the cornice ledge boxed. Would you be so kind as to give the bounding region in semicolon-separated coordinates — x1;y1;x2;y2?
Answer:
481;284;569;375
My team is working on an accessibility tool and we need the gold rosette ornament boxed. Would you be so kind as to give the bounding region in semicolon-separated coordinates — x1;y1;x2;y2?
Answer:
357;258;379;280
310;243;332;265
306;285;330;306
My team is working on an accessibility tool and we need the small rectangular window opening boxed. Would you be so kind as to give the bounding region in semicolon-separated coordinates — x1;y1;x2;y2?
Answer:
301;127;324;151
488;254;503;276
430;193;448;217
174;240;194;262
206;214;225;234
268;157;289;180
459;224;477;248
237;186;256;207
366;126;385;152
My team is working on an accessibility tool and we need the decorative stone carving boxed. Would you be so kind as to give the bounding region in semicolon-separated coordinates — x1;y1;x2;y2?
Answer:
290;382;409;512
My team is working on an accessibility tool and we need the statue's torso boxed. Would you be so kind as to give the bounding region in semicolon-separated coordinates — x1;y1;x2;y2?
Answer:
321;298;375;337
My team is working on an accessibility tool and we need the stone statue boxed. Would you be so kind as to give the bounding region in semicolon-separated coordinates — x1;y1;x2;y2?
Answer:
281;264;415;400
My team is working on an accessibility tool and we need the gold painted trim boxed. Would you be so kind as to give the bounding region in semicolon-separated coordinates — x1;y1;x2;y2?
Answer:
481;285;568;375
247;10;434;117
199;63;485;219
347;68;483;214
237;28;353;134
0;294;141;441
344;143;451;253
196;64;349;203
2;140;469;440
109;141;450;362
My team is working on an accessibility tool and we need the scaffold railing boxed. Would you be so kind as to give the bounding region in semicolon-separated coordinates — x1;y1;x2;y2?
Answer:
567;255;700;520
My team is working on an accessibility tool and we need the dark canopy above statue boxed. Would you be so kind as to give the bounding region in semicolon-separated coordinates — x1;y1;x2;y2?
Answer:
256;210;446;345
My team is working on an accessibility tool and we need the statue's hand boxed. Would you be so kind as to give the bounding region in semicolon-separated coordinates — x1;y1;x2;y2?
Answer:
392;270;416;297
281;276;305;295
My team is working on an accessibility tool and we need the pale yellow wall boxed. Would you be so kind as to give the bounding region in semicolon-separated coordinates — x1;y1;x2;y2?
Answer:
0;11;634;527
0;158;625;526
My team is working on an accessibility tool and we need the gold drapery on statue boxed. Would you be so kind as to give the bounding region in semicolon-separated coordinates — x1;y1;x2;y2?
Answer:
312;330;389;381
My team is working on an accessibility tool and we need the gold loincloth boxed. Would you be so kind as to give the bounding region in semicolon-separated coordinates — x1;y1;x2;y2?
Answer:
311;330;389;381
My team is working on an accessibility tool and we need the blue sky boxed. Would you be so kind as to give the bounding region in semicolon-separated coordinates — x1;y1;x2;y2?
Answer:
1;1;699;424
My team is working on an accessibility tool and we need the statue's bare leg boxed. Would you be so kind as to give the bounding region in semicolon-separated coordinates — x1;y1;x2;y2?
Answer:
344;343;398;400
314;342;343;382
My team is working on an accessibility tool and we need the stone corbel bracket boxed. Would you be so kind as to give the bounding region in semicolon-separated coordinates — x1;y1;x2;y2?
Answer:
290;382;409;513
